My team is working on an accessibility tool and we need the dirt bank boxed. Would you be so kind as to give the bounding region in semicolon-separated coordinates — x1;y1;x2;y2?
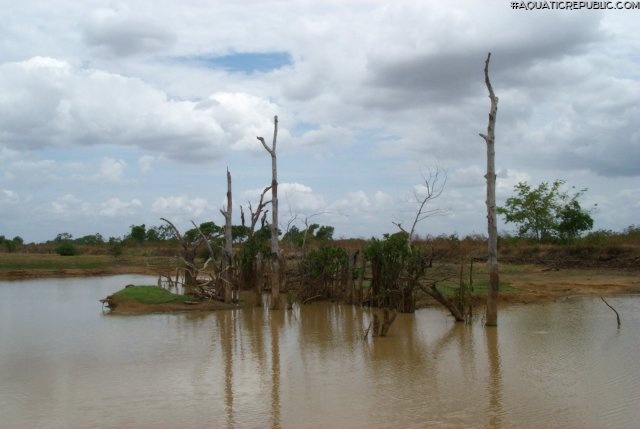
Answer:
4;265;639;308
104;300;239;315
497;265;640;304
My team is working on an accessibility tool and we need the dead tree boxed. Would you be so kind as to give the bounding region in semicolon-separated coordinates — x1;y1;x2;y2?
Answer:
238;185;272;307
219;168;234;304
419;282;465;322
393;166;447;247
160;217;205;287
257;115;282;310
384;166;447;314
479;52;500;327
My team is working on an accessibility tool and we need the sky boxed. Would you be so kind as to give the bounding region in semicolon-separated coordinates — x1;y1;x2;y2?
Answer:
1;0;638;243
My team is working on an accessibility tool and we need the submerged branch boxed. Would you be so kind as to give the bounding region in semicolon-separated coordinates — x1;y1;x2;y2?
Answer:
600;296;621;327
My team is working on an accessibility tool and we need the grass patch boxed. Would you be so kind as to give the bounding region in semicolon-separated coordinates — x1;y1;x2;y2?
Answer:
465;279;515;294
0;254;110;270
0;253;176;272
433;279;515;297
112;286;193;305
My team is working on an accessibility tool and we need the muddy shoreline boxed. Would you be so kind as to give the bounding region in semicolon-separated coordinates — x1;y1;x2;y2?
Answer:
4;265;640;309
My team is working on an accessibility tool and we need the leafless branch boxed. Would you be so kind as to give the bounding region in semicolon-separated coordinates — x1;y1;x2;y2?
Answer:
160;217;183;243
246;185;273;235
190;220;215;261
256;115;278;155
397;166;448;244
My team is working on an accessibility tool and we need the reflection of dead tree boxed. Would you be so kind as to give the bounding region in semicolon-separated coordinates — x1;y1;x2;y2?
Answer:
258;115;283;310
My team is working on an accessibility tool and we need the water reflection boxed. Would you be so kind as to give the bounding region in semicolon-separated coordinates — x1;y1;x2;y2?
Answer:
485;327;503;429
1;277;639;428
270;310;282;429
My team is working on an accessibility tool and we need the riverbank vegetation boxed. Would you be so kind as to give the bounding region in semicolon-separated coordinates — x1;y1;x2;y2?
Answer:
2;226;639;306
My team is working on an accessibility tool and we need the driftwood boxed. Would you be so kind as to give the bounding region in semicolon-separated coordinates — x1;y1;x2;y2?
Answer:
302;294;322;305
419;283;465;322
600;296;621;327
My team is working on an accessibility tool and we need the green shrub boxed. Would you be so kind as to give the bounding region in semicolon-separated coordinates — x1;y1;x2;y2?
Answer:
108;237;123;257
55;242;80;256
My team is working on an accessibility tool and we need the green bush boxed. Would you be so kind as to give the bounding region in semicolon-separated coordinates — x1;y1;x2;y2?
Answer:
55;241;80;256
107;237;123;257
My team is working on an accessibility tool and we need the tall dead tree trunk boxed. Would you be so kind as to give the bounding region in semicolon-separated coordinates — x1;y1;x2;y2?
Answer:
220;168;233;304
258;115;282;310
479;52;500;327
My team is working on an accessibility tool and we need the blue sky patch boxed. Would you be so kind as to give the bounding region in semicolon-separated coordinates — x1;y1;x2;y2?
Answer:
185;51;292;73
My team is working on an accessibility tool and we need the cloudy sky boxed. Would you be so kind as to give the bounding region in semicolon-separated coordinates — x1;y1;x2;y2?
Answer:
1;1;638;243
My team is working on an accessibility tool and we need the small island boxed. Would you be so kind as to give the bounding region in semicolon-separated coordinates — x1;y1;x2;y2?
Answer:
101;285;238;314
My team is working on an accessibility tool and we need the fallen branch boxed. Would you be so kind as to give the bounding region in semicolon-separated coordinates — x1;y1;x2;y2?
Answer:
302;294;322;305
600;296;621;327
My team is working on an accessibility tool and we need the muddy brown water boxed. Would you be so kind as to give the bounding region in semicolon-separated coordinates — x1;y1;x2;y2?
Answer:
1;275;638;428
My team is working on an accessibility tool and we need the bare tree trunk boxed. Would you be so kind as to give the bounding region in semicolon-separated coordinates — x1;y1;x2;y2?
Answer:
479;52;500;327
220;168;233;304
258;115;282;310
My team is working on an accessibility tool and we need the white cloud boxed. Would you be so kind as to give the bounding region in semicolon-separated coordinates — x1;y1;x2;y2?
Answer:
330;190;394;214
99;157;126;182
50;194;83;215
82;6;176;57
0;58;288;163
1;189;19;203
151;195;211;219
99;197;143;217
1;1;638;242
279;182;326;213
137;155;155;173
